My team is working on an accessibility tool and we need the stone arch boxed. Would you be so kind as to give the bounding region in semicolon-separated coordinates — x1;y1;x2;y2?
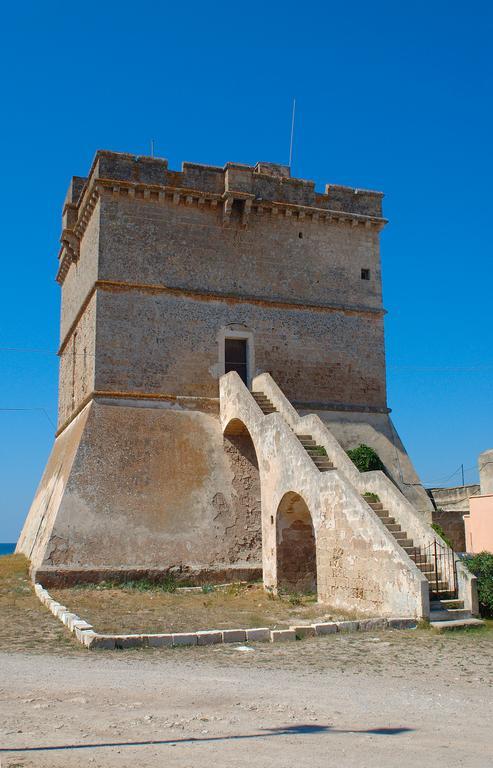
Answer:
276;491;317;594
223;418;261;562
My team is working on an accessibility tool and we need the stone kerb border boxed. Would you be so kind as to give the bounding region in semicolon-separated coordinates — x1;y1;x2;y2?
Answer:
34;584;417;650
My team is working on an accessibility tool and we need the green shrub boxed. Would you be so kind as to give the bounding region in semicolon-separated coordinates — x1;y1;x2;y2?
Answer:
311;445;328;457
431;522;453;550
465;552;493;617
347;444;384;473
363;492;380;503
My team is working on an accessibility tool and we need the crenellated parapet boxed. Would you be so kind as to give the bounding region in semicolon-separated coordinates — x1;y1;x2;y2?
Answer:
56;150;386;285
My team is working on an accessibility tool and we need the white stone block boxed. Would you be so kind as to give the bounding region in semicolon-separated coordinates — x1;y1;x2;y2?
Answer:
388;617;417;629
312;622;338;635
290;625;316;638
87;634;116;650
67;614;82;631
270;629;296;643
113;635;145;649
147;634;173;647
196;630;222;646
172;633;198;646
245;627;270;642
359;618;388;632
336;620;359;633
222;629;247;643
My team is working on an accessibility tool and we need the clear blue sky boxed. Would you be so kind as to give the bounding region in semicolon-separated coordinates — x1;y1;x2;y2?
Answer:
1;1;492;541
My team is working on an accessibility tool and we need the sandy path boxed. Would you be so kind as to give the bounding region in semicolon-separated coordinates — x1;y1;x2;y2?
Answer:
1;632;491;768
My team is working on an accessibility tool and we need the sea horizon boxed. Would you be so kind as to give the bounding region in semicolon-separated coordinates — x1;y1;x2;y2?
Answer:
0;543;16;556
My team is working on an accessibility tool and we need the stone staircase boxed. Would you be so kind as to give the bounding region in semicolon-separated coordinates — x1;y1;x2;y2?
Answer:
367;499;484;629
252;392;335;473
244;377;481;626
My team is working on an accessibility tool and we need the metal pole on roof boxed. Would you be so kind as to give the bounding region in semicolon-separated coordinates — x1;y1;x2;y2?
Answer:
289;98;296;168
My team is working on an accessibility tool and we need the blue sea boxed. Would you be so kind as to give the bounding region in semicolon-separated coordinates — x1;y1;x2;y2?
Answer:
0;543;16;555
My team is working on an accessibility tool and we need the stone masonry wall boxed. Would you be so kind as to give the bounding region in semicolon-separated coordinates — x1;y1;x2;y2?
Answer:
93;288;386;408
58;292;96;426
56;151;387;429
98;194;383;312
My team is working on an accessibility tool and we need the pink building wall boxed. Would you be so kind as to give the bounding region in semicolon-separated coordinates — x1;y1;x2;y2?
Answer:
464;495;493;554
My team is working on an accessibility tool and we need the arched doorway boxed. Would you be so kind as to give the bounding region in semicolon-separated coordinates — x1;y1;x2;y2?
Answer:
223;419;261;563
276;491;317;594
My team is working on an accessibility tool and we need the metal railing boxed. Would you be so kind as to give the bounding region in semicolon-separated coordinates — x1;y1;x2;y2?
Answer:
409;539;458;599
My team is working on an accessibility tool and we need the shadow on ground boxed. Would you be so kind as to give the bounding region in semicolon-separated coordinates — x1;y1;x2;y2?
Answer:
1;724;414;754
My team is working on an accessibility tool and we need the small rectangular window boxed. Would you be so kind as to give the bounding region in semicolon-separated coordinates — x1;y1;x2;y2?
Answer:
361;268;370;280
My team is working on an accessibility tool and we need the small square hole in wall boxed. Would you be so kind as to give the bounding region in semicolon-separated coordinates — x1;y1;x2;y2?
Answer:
298;231;303;238
361;268;370;280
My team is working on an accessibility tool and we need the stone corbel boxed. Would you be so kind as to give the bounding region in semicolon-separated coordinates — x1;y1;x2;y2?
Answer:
241;198;252;227
61;229;80;264
222;195;234;225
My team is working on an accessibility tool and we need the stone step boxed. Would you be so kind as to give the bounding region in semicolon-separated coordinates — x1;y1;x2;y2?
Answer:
393;534;411;544
374;509;391;518
427;580;451;591
430;618;485;631
378;516;396;526
384;523;401;533
298;439;316;447
317;466;336;472
415;562;435;572
431;599;464;610
368;502;384;511
429;609;473;622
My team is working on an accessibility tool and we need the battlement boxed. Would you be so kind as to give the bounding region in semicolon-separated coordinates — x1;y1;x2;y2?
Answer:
69;150;384;218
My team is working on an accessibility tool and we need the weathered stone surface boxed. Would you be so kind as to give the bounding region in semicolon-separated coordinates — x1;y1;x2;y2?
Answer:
113;635;145;649
74;624;94;642
172;633;198;647
86;633;116;650
245;627;270;642
312;622;338;635
60;612;78;628
221;629;247;643
196;631;222;646
16;148;439;618
335;621;360;633
270;629;297;643
387;618;418;629
221;373;433;619
358;618;388;632
290;625;316;639
147;634;173;648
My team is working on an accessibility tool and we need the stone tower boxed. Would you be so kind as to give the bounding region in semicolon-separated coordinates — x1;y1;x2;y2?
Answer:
17;151;432;586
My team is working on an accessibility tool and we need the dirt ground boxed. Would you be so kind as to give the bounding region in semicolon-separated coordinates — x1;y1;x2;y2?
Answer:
1;555;492;767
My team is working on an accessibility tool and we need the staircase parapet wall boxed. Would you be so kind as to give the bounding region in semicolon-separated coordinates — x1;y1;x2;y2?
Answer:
221;371;429;618
251;373;478;615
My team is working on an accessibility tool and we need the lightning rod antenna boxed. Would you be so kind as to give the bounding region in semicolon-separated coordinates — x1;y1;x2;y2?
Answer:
289;98;296;168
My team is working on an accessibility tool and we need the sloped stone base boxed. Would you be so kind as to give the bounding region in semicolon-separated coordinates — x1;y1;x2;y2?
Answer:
17;399;262;583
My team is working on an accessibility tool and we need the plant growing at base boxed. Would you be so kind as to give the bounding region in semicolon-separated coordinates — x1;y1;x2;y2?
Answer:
431;522;453;550
363;492;380;503
465;552;493;617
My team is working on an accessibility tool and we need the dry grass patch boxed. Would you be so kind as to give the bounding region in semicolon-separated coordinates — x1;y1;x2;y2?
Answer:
50;582;353;635
0;555;78;653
